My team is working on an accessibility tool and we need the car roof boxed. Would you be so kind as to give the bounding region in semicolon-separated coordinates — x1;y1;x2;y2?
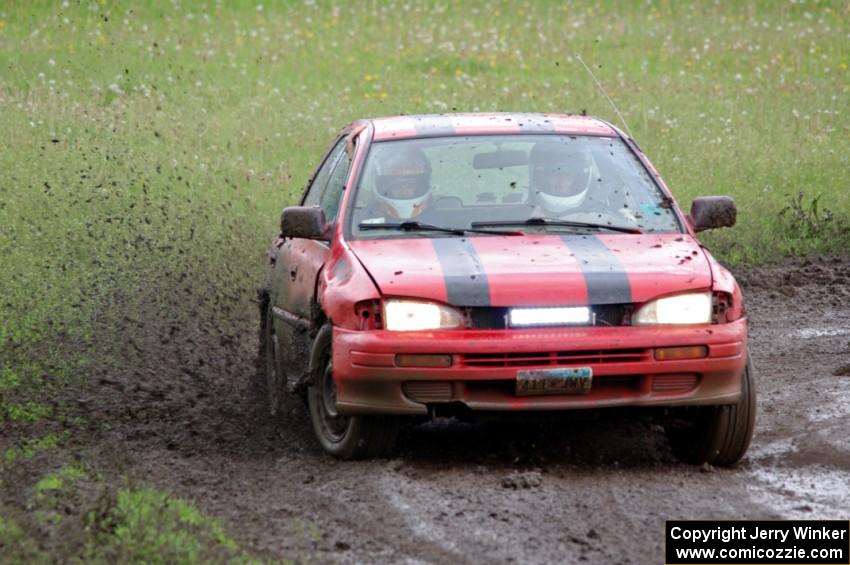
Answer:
360;113;618;142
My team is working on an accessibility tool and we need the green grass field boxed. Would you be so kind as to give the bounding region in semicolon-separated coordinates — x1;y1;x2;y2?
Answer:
1;0;848;561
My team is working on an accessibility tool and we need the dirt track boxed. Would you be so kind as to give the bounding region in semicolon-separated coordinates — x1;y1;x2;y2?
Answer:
79;256;850;563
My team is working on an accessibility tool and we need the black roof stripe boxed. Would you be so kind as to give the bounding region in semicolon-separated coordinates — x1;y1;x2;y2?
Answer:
516;116;557;133
412;115;456;137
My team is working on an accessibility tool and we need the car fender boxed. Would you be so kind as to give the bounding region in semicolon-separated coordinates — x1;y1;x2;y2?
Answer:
262;235;285;293
318;241;381;330
703;247;745;321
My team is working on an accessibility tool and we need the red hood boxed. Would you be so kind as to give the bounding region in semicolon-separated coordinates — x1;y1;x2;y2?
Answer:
348;234;712;307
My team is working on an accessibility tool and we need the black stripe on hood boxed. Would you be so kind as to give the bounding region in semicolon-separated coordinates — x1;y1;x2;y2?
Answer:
432;238;491;306
562;235;632;304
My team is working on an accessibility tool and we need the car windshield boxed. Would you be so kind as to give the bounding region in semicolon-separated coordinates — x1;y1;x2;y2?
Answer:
348;134;682;238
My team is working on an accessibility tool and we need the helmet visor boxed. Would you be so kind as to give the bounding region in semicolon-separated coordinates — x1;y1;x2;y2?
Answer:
376;172;431;199
532;165;588;196
531;149;591;196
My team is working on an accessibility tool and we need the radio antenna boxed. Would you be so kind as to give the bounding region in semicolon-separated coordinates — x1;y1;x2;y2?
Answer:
575;54;634;139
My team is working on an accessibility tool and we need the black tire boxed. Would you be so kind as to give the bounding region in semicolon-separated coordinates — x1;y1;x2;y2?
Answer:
307;324;399;459
664;357;756;467
258;294;283;416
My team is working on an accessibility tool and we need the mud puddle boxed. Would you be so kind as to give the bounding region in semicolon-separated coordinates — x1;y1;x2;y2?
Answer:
791;327;850;339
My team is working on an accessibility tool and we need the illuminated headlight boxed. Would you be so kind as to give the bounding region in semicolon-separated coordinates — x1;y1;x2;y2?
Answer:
633;292;712;325
383;300;464;331
509;306;590;327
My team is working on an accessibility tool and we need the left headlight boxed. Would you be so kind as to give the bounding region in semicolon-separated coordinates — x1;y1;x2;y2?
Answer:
383;299;464;331
633;291;712;325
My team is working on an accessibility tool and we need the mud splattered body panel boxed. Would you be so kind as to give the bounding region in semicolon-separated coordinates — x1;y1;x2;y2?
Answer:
347;233;712;307
332;320;747;415
268;238;329;390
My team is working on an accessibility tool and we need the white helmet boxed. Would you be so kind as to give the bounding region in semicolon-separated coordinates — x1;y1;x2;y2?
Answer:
374;148;432;218
529;142;593;214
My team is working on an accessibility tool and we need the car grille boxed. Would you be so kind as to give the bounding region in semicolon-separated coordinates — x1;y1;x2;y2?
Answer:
652;374;699;392
460;348;649;368
403;374;699;405
402;381;453;403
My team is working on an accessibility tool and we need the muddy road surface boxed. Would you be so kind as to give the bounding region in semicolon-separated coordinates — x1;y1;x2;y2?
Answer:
79;256;850;563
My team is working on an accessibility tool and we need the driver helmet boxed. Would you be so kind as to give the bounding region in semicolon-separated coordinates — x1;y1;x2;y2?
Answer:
374;148;432;218
529;141;593;214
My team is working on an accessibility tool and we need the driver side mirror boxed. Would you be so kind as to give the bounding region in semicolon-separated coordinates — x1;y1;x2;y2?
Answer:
688;196;737;232
280;206;328;239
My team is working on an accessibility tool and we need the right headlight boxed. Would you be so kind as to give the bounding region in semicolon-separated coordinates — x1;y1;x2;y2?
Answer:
382;299;464;331
632;291;712;325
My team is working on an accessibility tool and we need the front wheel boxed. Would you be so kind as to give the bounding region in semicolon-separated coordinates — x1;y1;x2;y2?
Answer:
664;357;757;467
259;297;283;416
307;325;399;459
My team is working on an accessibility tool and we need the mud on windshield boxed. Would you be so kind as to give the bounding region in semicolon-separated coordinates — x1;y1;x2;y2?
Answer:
347;134;683;238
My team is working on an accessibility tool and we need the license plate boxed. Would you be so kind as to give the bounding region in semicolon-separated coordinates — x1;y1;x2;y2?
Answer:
515;367;593;396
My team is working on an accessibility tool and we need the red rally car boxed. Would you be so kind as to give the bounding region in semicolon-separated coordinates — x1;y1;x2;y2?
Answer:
259;113;755;464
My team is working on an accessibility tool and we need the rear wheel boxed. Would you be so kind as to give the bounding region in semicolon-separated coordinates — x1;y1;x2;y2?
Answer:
307;326;399;459
664;357;756;467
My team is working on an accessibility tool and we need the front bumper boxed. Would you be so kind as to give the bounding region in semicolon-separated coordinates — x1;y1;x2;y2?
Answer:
332;318;748;415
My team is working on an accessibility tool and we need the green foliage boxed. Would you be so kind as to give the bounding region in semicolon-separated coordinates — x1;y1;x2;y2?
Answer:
33;465;86;495
0;368;20;392
1;401;51;423
33;474;64;495
83;488;260;564
2;474;263;564
4;433;61;464
779;191;846;238
0;514;43;564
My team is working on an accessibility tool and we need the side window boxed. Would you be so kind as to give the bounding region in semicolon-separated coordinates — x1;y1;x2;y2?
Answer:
302;139;346;207
320;148;351;225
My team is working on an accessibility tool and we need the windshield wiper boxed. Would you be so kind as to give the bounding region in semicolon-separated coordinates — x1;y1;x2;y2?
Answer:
470;217;642;234
358;220;522;236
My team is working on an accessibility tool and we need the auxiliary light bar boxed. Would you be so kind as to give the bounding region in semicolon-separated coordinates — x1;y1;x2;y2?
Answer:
509;306;591;327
